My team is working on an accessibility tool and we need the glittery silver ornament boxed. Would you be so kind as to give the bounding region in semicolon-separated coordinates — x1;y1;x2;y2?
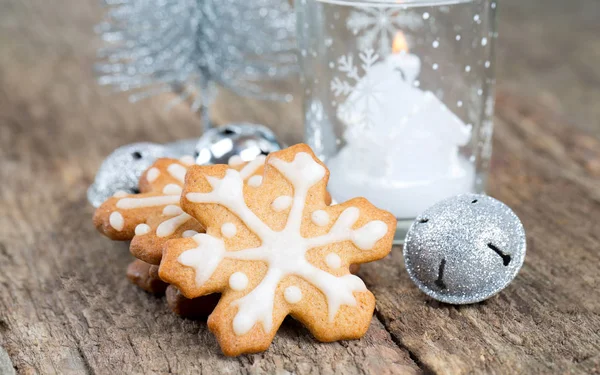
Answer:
194;123;283;165
95;0;296;128
403;194;526;304
87;139;196;207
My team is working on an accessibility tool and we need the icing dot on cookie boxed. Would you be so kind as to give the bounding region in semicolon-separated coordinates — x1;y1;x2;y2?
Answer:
146;168;160;183
135;223;151;235
351;220;388;250
271;196;293;212
325;253;342;269
182;230;198;238
109;212;124;231
163;183;183;195
163;205;183;216
167;164;187;184
113;190;128;198
221;223;237;238
179;156;195;166
233;314;253;336
228;155;244;167
311;210;330;227
284;286;302;304
229;272;249;291
247;175;263;187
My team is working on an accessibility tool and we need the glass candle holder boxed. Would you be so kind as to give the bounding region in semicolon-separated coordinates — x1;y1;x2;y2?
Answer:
296;0;497;243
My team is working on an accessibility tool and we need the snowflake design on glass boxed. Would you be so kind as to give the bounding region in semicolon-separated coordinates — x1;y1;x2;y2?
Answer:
347;7;423;55
159;144;395;355
331;49;384;133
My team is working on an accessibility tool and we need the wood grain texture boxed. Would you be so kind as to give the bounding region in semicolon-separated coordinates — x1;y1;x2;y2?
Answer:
1;0;599;374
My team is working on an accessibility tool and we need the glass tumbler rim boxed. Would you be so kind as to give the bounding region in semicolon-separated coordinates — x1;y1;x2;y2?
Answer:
313;0;475;8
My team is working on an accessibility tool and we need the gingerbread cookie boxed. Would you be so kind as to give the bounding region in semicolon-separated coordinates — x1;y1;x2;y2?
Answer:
93;155;267;265
127;259;168;295
159;144;396;356
126;259;220;318
166;286;220;319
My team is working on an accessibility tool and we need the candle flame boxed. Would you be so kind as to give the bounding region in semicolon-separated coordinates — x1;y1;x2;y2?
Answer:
392;32;409;54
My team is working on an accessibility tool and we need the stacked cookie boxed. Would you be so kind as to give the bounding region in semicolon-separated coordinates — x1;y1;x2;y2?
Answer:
94;155;266;317
93;144;395;355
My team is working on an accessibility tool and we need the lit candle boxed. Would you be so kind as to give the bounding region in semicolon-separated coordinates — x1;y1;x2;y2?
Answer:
388;32;421;84
328;33;476;219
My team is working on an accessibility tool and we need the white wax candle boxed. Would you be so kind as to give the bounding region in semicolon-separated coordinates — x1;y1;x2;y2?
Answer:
331;51;475;219
328;147;476;219
386;51;421;84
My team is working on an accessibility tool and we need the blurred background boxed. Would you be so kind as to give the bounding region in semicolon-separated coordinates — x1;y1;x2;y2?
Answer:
0;0;599;148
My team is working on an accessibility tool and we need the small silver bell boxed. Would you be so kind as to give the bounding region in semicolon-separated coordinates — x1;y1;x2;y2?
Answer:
87;124;283;207
194;123;283;165
87;139;196;207
403;194;526;304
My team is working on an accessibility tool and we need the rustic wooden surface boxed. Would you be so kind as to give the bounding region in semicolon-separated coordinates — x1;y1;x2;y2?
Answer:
1;0;600;374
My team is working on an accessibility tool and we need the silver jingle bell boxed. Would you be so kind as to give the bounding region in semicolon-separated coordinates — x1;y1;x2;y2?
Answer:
87;139;196;207
403;194;526;304
194;123;283;165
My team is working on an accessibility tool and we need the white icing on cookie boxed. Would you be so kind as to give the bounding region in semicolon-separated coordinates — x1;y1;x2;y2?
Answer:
167;164;187;184
117;195;180;209
311;210;330;227
351;221;388;250
179;234;226;286
228;155;244;167
325;253;342;269
247;175;263;187
110;157;268;242
271;196;292;212
284;286;302;304
113;190;128;198
162;205;183;216
108;160;198;240
229;272;249;291
157;212;192;237
179;155;195;166
182;230;198;238
146;167;160;183
238;155;266;179
221;223;237;238
135;223;151;235
180;152;388;336
163;184;183;195
109;211;124;231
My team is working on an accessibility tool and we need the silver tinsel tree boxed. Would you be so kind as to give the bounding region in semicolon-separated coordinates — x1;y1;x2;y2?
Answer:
95;0;297;128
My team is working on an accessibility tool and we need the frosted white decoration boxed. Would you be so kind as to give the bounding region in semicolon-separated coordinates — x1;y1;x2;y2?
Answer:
135;223;151;235
325;253;342;269
229;272;249;291
109;211;124;231
179;152;388;336
221;223;237;238
284;286;302;304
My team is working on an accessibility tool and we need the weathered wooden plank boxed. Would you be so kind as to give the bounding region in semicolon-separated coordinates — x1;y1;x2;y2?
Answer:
497;0;600;138
0;347;16;375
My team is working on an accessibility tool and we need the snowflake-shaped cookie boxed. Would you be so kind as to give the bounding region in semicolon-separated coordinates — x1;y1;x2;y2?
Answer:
127;259;168;295
93;155;266;265
159;144;396;355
